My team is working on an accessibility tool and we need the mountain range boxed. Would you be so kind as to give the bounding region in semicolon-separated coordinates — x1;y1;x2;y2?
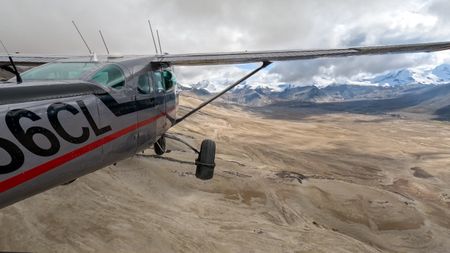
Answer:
180;64;450;120
182;63;450;93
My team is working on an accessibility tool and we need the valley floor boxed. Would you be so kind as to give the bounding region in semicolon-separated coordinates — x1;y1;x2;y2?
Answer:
1;96;450;253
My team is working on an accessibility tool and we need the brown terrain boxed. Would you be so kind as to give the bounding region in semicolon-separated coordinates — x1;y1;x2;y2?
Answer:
1;95;450;252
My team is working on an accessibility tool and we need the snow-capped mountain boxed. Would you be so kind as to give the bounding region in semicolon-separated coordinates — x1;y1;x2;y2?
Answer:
371;69;416;86
432;64;450;82
369;64;450;86
188;80;222;93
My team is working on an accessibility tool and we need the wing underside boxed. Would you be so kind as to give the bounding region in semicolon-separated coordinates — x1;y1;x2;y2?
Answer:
155;41;450;66
2;41;450;67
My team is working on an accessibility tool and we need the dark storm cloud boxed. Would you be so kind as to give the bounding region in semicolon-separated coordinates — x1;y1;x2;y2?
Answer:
0;0;449;84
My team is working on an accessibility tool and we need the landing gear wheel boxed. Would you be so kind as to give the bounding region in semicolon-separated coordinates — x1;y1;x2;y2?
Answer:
154;136;166;155
195;139;216;180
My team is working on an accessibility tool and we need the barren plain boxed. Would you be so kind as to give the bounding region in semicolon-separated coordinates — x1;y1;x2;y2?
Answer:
1;95;450;252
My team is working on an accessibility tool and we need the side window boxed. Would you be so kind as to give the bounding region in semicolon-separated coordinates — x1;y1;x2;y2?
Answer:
162;70;176;91
91;65;125;89
152;72;165;93
137;72;154;95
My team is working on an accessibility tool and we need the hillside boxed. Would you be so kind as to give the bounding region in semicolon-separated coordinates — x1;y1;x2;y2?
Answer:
1;95;450;252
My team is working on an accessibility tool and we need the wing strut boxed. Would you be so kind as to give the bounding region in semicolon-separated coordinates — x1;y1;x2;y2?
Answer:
174;61;272;125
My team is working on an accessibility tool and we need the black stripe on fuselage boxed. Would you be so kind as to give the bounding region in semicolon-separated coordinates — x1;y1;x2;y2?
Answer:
95;92;175;117
0;82;176;117
95;93;157;116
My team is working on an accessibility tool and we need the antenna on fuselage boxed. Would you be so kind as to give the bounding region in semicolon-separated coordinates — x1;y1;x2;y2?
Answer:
156;29;163;54
98;30;110;55
148;20;159;55
0;40;22;83
0;40;11;55
72;20;93;55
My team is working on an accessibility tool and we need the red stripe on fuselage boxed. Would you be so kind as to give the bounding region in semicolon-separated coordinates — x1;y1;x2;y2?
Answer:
0;110;172;193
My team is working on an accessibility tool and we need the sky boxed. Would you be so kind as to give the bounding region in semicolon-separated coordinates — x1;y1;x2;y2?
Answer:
1;0;450;87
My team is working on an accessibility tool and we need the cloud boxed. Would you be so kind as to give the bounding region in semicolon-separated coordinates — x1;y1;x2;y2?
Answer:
269;53;437;84
174;64;282;88
427;0;450;25
1;0;449;85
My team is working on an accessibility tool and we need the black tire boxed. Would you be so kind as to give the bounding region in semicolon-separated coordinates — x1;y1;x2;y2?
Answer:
195;139;216;180
154;136;166;155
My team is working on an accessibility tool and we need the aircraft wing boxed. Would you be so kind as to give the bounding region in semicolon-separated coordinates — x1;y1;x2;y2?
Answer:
0;55;71;66
155;41;450;66
2;41;450;67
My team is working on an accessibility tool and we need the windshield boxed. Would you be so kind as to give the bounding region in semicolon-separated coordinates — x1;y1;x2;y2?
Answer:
20;62;100;81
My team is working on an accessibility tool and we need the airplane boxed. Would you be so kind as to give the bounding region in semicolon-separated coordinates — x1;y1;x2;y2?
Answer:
1;41;450;209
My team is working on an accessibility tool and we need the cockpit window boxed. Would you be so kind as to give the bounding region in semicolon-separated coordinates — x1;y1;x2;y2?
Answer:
162;70;176;91
21;62;99;81
91;64;125;89
151;70;177;92
137;72;153;94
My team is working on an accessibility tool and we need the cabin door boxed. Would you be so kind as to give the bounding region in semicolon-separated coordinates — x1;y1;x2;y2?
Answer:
152;71;166;138
136;71;157;151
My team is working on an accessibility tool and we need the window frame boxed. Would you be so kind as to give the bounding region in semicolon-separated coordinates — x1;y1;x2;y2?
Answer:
89;64;126;90
151;71;165;93
137;71;154;95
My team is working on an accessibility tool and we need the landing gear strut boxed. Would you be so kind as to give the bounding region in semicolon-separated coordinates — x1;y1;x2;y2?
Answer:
162;62;271;180
154;136;166;155
161;134;216;180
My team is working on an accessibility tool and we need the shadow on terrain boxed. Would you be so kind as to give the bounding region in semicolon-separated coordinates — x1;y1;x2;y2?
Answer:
135;154;196;165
